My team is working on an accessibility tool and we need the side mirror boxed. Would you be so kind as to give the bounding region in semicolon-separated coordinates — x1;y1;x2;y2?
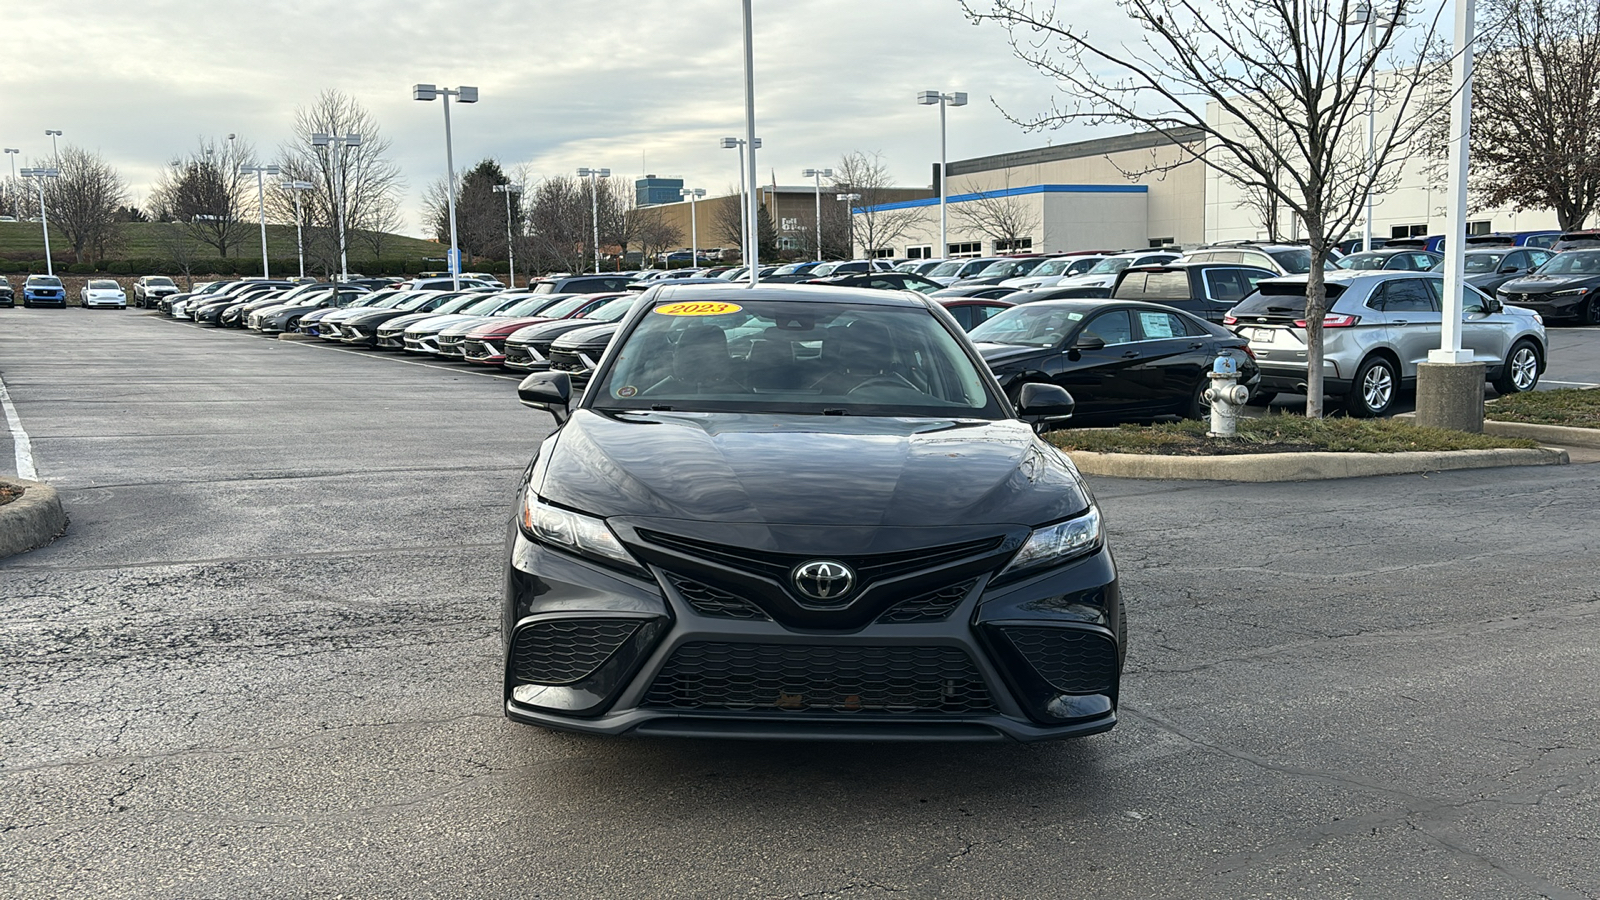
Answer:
1485;297;1503;314
519;371;573;425
1017;382;1076;424
1072;334;1105;351
1499;266;1518;274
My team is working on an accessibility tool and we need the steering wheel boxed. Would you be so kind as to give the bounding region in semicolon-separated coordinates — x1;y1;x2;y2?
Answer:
847;375;922;395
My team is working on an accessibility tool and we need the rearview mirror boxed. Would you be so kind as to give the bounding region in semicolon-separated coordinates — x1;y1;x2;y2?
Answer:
1017;382;1076;424
519;371;573;425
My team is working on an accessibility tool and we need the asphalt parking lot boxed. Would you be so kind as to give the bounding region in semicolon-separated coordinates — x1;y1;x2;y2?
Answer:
3;308;1599;899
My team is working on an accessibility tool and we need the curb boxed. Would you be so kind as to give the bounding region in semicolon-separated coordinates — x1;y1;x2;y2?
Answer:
0;477;68;558
1068;447;1569;482
1481;419;1600;449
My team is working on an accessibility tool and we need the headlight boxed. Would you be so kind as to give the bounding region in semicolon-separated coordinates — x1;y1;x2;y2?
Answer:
519;488;639;569
1551;288;1591;297
1001;505;1103;577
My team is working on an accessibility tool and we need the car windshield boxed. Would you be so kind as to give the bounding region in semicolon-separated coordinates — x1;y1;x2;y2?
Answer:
1336;252;1392;270
30;276;62;287
461;296;512;315
420;294;478;314
591;298;1002;418
1085;258;1134;276
88;280;119;289
927;261;964;277
969;304;1088;348
1535;250;1600;275
583;297;640;322
979;259;1041;278
275;284;328;301
1454;253;1508;273
1268;248;1314;274
148;277;175;287
535;294;599;318
496;295;550;316
1030;258;1077;277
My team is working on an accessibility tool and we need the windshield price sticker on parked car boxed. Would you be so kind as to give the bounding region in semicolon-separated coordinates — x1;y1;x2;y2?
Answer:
654;301;743;317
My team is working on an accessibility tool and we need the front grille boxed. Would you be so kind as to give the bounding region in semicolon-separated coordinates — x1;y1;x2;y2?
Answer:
504;344;533;365
637;531;1003;585
509;619;642;685
550;348;586;373
667;574;770;620
876;579;976;624
644;642;996;715
1001;627;1119;693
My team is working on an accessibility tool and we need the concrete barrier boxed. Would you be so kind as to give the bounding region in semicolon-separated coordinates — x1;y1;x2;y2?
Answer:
1069;447;1569;482
0;477;68;558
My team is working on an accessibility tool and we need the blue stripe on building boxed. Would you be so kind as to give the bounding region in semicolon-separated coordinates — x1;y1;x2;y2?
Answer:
854;183;1148;214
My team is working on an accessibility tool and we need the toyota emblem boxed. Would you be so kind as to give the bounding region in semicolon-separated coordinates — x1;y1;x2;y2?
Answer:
791;560;857;603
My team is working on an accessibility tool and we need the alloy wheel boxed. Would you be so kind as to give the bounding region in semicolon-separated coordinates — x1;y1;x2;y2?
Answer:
1510;346;1539;391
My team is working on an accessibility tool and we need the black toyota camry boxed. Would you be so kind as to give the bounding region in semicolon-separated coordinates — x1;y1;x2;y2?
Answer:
502;283;1123;742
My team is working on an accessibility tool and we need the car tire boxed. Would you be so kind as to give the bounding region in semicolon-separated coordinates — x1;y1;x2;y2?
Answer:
1585;299;1600;326
1346;355;1398;417
1245;389;1277;407
1118;602;1128;670
1492;340;1541;395
1185;378;1209;420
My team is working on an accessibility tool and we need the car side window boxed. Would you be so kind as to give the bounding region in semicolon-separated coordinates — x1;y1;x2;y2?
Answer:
1413;254;1438;270
1503;251;1527;270
1528;249;1553;268
1082;310;1133;345
1382;279;1436;312
1204;269;1246;302
946;306;973;329
1135;311;1188;340
975;304;1006;323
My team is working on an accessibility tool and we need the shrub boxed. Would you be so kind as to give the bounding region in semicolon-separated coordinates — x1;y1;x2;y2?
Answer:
67;262;97;274
106;260;132;275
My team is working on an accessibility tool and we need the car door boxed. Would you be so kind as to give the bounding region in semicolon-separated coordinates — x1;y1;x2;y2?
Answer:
1376;278;1440;377
1048;309;1159;419
1132;309;1212;412
1440;278;1508;367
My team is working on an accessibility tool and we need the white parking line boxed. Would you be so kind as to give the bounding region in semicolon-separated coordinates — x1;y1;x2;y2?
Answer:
0;375;38;480
1541;380;1600;388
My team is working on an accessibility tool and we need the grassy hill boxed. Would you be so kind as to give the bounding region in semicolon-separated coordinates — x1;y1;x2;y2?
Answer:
0;221;447;267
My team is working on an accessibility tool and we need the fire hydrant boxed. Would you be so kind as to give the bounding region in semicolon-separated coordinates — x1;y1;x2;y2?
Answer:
1204;353;1250;438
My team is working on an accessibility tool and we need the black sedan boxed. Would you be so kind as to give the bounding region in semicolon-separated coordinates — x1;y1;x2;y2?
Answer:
1496;249;1600;324
504;283;1121;742
1431;247;1553;297
806;272;944;293
968;299;1257;423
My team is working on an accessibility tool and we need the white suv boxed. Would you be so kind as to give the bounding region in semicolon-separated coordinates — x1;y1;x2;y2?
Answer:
1048;251;1181;291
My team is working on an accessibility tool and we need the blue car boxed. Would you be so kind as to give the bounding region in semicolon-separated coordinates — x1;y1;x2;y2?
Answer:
22;274;67;308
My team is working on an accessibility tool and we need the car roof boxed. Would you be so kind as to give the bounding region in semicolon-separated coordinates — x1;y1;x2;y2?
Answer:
1003;298;1207;315
1124;260;1275;271
1261;270;1436;286
649;282;930;309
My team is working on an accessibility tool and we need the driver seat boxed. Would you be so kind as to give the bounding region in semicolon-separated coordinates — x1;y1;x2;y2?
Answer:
812;320;897;394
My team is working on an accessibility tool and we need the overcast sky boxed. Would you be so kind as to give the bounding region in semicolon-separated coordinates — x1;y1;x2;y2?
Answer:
5;0;1138;237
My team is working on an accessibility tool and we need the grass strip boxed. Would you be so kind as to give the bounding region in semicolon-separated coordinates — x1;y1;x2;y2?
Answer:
1485;388;1600;429
1047;415;1540;456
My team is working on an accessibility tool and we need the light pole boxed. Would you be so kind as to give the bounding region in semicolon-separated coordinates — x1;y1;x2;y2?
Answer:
311;131;361;282
917;90;967;260
20;168;60;275
44;130;61;163
801;168;835;262
493;183;522;288
679;187;706;268
4;149;18;219
720;137;761;270
1345;4;1405;252
836;193;861;258
282;180;314;279
413;83;478;291
739;0;760;286
240;163;281;278
577;167;610;273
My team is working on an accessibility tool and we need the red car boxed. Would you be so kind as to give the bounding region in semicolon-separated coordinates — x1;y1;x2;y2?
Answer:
461;292;631;366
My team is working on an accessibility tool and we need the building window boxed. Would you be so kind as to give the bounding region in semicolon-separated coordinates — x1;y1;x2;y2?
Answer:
906;245;934;259
1147;237;1175;249
777;237;800;250
947;241;983;258
871;248;896;259
994;237;1033;253
1467;220;1492;236
1391;224;1429;239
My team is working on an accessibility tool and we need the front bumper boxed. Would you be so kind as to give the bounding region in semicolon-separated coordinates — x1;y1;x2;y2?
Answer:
502;526;1122;742
1499;292;1586;320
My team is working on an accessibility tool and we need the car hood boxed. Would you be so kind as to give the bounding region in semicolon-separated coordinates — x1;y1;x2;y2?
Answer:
473;317;570;340
439;316;504;336
345;307;426;325
376;312;444;331
551;322;622;350
537;410;1089;531
974;342;1051;367
404;313;480;334
1499;273;1600;294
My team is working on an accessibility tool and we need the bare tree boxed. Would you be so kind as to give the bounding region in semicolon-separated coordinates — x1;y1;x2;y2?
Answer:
527;175;590;275
831;151;929;258
149;136;256;258
1464;0;1600;230
355;195;406;259
272;90;405;276
43;146;129;263
633;206;684;266
948;172;1041;250
152;222;204;286
963;0;1450;417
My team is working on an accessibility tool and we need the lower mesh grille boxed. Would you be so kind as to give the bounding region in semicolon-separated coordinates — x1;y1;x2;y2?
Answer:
644;642;996;715
509;619;642;685
876;579;976;624
1001;627;1119;693
667;574;770;620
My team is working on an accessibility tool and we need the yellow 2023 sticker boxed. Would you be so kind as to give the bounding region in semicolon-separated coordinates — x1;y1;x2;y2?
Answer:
654;301;743;317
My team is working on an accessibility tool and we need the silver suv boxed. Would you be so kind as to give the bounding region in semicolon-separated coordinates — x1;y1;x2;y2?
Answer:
1224;271;1547;416
1182;243;1329;275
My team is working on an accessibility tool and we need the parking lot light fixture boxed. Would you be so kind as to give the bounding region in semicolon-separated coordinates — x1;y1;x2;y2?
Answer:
413;83;478;290
917;90;967;259
679;187;706;269
240;164;282;278
577;167;611;273
20;167;61;275
721;137;762;271
493;183;522;288
44;130;62;163
311;132;362;283
281;181;315;279
1344;4;1405;253
801;168;835;262
836;193;861;258
4;149;18;220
